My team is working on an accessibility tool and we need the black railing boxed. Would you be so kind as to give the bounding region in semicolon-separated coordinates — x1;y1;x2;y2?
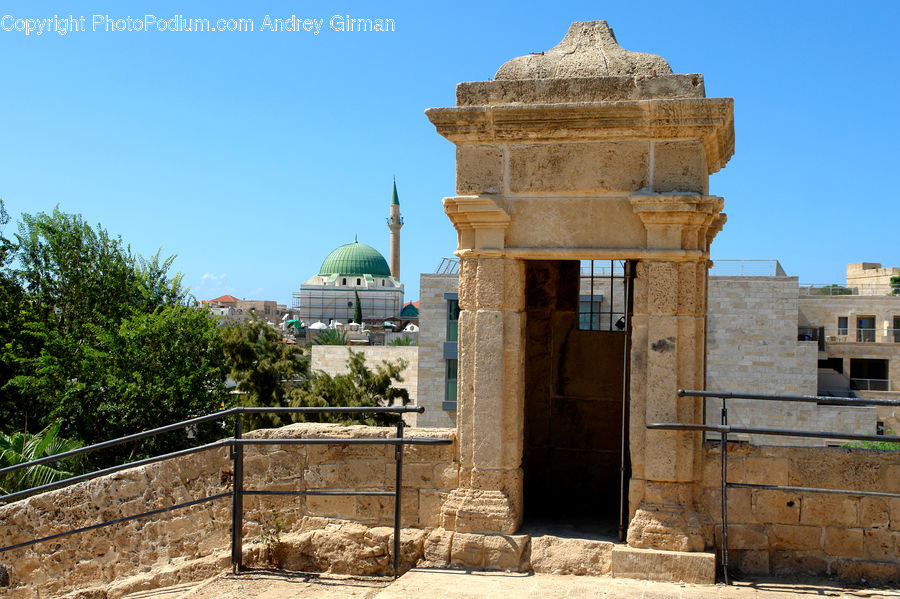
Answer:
0;405;451;578
649;389;900;585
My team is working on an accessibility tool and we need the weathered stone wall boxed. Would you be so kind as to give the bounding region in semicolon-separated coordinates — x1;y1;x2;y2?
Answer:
846;262;900;296
700;443;900;581
0;423;456;598
704;276;874;446
309;345;418;405
416;274;459;429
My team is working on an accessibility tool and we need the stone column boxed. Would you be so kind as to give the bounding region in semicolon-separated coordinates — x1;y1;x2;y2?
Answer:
440;197;525;533
626;195;723;552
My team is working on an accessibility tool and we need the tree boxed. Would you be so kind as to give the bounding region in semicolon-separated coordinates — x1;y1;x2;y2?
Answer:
891;275;900;296
291;349;409;426
353;290;362;324
0;421;83;495
0;207;228;467
311;328;349;345
0;200;28;430
223;317;308;430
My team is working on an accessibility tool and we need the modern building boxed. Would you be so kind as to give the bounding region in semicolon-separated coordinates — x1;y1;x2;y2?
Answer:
292;183;405;326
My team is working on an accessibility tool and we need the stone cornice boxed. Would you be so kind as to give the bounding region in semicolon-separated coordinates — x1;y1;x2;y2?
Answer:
425;98;734;174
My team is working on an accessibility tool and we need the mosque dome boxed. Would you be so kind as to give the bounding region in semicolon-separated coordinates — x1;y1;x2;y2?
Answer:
318;240;392;278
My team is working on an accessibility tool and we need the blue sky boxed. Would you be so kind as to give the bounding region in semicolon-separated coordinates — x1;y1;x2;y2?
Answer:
1;1;898;304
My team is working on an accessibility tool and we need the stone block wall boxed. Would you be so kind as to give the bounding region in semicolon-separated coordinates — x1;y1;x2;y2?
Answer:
0;423;456;598
416;274;459;429
310;346;418;404
700;443;900;581
706;276;850;445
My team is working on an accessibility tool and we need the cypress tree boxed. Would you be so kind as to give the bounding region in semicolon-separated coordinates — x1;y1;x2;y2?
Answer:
353;290;362;324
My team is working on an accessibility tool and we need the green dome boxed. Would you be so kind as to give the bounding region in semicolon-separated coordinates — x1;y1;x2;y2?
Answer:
319;241;391;277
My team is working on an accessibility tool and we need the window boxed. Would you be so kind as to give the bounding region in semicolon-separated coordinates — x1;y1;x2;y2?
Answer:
857;316;875;342
447;299;460;342
850;358;889;390
837;317;848;336
444;358;458;408
578;300;602;330
894;317;900;343
357;278;361;285
342;278;347;285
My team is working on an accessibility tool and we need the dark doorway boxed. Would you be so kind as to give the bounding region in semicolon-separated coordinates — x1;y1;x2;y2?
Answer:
522;260;633;538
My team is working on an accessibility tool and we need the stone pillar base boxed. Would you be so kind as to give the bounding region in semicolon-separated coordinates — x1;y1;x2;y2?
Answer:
441;488;520;534
626;504;712;552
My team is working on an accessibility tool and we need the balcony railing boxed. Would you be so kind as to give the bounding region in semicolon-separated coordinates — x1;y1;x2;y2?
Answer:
709;259;785;277
800;283;900;296
821;328;900;344
850;378;892;391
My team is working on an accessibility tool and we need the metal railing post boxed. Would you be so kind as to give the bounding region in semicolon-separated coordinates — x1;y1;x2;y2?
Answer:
231;414;244;573
720;397;730;585
393;418;404;578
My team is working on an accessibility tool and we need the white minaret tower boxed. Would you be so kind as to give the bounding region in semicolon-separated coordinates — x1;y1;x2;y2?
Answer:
387;178;403;279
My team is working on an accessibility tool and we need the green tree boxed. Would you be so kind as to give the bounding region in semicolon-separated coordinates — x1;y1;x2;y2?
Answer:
0;421;83;495
311;328;349;345
0;207;228;467
891;275;900;296
0;200;28;430
811;284;852;296
223;317;308;430
353;290;362;324
292;349;409;426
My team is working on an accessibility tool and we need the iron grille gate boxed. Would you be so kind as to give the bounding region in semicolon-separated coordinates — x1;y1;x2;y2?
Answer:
649;389;900;584
0;406;451;578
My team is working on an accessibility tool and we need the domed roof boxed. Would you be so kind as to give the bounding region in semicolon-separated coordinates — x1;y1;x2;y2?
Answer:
319;240;391;277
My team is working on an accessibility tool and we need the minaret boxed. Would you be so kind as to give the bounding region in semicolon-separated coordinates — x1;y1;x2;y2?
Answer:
387;178;403;279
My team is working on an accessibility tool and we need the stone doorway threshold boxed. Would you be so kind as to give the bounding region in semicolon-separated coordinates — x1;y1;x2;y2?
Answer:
518;522;715;584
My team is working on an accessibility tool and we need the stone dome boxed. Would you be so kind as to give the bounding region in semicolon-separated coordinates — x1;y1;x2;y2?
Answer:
494;21;672;80
318;241;391;277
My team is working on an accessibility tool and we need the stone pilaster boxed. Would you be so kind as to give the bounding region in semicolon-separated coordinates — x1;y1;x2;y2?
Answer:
626;195;723;552
441;256;526;533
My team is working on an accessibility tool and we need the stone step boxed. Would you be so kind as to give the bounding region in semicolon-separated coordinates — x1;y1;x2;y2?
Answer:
246;521;715;585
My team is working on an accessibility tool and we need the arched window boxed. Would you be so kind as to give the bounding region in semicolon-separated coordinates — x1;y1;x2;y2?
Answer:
342;278;347;285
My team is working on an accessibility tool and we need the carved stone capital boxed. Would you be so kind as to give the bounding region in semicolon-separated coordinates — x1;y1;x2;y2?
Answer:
629;193;724;251
443;195;510;256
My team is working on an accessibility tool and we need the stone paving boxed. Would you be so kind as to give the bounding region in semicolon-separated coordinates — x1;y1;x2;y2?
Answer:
122;568;900;599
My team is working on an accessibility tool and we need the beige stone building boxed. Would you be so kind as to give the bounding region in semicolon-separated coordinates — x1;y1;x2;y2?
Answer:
309;345;419;415
704;261;882;444
845;262;900;296
425;19;735;551
201;294;289;324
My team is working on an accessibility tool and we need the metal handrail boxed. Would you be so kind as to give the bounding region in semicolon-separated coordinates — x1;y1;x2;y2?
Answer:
649;389;900;585
0;404;450;579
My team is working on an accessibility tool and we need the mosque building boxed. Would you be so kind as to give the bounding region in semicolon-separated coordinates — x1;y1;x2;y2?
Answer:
292;181;405;326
